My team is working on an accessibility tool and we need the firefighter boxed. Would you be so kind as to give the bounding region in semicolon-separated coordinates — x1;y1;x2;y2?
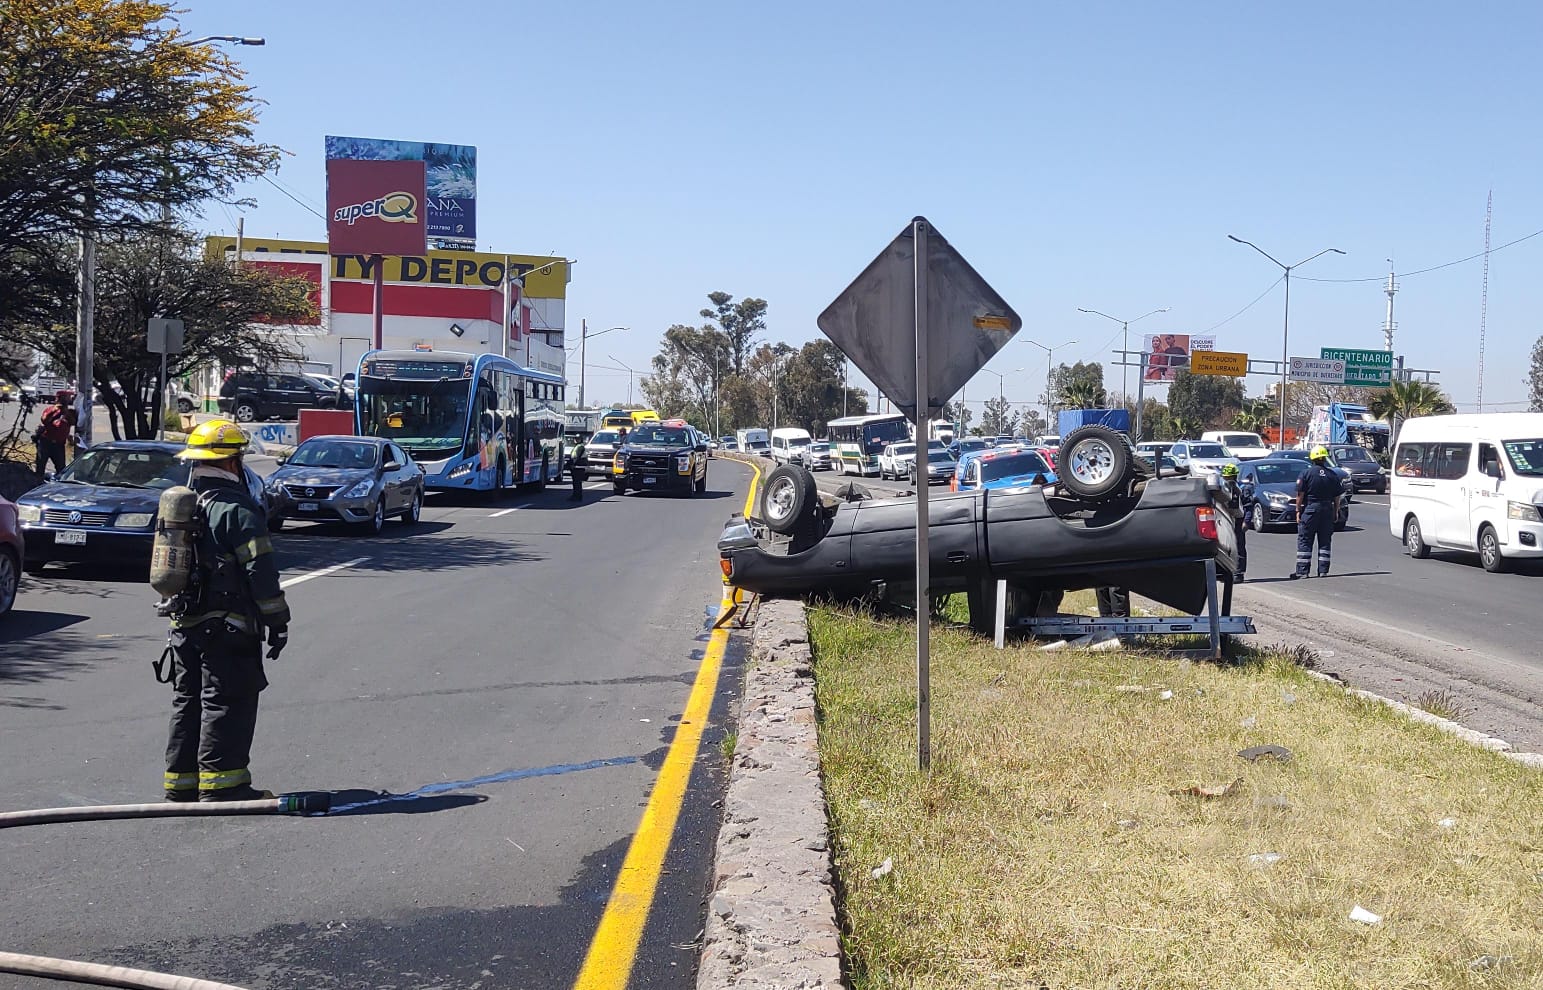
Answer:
569;438;588;501
1291;445;1342;579
163;420;290;802
1220;462;1251;582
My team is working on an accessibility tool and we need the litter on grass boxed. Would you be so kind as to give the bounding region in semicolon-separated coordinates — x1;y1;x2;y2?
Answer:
1240;715;1258;729
1349;905;1383;925
1248;852;1283;866
1238;744;1294;763
1280;690;1298;705
1437;817;1457;829
871;857;894;880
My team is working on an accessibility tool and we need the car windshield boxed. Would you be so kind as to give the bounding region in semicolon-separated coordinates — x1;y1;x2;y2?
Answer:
590;430;620;446
811;442;830;452
57;448;186;490
287;440;378;469
1334;447;1375;463
928;450;955;464
1217;434;1262;447
626;425;692;448
358;377;469;453
1186;443;1229;458
1251;463;1302;485
957;439;989;451
890;443;915;456
981;452;1050;482
1276;449;1310;460
1502;439;1543;476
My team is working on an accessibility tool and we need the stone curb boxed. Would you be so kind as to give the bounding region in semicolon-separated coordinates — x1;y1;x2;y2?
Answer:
696;597;844;990
1300;669;1543;770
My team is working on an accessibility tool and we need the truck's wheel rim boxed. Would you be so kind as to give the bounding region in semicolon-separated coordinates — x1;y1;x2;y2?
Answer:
1067;439;1116;486
767;477;796;521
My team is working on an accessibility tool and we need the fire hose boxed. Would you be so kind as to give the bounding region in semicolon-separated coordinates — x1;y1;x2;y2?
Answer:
0;950;249;989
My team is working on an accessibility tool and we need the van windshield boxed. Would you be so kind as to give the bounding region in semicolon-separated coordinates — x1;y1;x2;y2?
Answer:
1502;439;1543;476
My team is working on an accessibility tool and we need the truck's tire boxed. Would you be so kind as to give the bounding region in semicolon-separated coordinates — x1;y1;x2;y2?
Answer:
1057;424;1134;501
762;463;818;536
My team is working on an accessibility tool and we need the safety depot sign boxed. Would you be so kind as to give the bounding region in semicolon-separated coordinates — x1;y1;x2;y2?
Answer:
324;158;427;256
1289;356;1346;383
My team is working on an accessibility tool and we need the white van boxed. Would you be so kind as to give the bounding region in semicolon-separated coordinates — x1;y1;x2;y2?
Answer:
769;427;813;466
1389;413;1543;572
736;428;771;457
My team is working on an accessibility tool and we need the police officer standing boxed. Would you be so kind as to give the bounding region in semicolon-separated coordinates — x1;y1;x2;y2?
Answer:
1291;445;1342;579
1221;463;1252;582
163;420;290;802
569;439;588;501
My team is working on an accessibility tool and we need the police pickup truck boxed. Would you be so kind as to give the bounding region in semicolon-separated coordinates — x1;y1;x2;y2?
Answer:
613;420;709;496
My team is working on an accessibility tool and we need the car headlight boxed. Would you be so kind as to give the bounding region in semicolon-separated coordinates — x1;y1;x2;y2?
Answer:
1508;500;1542;523
17;503;41;522
342;477;375;498
677;454;692;472
1265;491;1290;503
116;512;155;528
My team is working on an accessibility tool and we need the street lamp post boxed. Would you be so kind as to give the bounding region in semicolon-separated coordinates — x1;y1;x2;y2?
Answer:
75;34;263;450
1227;236;1346;449
609;355;639;405
977;366;1024;435
1077;306;1169;401
1022;339;1077;432
575;321;627;408
503;257;573;363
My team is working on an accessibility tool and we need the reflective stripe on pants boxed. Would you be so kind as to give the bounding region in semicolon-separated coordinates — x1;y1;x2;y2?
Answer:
1295;502;1335;576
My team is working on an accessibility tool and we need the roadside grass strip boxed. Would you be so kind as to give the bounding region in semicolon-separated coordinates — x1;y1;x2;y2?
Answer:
809;607;1543;990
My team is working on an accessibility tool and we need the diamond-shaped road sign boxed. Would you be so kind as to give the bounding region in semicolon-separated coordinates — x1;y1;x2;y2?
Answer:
817;217;1021;421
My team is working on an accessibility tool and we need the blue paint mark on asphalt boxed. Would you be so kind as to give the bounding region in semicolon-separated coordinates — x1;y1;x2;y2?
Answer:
324;755;641;815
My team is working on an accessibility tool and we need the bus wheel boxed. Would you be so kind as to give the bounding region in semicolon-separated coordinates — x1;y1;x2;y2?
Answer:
534;453;550;491
494;458;507;495
834;459;845;476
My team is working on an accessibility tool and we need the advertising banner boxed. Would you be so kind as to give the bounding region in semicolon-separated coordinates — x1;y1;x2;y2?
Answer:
325;158;427;256
325;136;477;249
1143;333;1216;382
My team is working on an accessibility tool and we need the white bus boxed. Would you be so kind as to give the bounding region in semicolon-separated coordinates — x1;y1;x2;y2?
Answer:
825;413;912;476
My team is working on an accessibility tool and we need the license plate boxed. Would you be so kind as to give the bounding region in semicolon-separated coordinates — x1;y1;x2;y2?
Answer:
298;502;319;512
643;477;656;485
55;530;86;545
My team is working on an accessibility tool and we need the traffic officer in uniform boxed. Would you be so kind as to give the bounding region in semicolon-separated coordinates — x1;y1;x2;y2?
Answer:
569;438;588;501
1220;463;1252;582
163;420;291;802
1291;445;1341;580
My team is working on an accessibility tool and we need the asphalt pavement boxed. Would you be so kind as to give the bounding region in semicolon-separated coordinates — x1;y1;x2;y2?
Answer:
0;459;758;989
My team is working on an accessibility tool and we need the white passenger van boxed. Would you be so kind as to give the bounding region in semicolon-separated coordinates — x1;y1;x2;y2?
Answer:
1389;413;1543;572
736;428;771;457
769;427;813;466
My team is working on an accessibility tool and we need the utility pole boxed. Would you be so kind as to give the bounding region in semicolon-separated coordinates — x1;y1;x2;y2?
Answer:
75;217;94;449
1382;262;1398;352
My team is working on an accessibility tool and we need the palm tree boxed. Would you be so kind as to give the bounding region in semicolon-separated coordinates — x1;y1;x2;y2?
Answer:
1058;379;1107;412
1368;380;1454;444
1232;398;1276;435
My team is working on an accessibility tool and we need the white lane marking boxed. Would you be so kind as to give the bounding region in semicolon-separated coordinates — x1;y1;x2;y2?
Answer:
490;507;520;518
280;556;369;589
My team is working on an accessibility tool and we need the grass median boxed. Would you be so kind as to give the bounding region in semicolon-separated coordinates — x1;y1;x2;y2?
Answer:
810;600;1542;989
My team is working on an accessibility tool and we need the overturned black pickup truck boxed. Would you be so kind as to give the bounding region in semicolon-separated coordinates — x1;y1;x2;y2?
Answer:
719;425;1244;635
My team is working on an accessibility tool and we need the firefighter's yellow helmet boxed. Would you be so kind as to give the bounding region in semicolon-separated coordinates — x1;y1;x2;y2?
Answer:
177;419;251;461
1309;445;1331;462
1221;462;1240;478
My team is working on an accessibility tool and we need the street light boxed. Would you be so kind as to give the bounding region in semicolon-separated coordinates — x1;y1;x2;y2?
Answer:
976;366;1024;435
1227;235;1346;449
502;257;574;362
1022;339;1077;430
574;321;627;408
608;354;640;406
1077;306;1169;401
76;33;265;450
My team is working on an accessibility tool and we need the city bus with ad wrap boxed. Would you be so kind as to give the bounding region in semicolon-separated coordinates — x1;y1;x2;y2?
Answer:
355;349;564;492
825;412;912;476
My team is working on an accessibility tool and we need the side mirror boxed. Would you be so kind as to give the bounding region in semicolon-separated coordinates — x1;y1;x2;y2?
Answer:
1483;461;1503;479
695;444;708;453
383;460;402;472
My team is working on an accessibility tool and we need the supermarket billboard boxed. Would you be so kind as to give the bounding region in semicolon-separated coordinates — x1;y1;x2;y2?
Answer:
324;135;477;250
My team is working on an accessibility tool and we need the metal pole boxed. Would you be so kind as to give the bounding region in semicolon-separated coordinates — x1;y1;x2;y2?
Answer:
234;217;244;270
714;349;720;438
371;255;384;351
502;256;511;360
1044;351;1053;431
912;218;931;771
1122;321;1129;402
579;319;587;408
76;230;94;450
1136;350;1146;441
157;350;167;440
1278;268;1290;449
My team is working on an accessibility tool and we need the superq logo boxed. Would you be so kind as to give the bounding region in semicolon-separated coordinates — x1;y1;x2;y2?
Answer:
332;191;419;227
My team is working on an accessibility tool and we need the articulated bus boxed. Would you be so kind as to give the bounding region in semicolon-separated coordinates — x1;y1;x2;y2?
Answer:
355;349;564;492
825;412;912;476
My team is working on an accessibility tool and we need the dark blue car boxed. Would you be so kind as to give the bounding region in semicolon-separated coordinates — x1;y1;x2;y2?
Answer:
1237;458;1351;533
15;441;269;573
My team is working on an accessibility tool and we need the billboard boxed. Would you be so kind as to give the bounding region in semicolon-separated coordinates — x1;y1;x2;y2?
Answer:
1143;333;1216;382
325;158;427;256
325;136;477;250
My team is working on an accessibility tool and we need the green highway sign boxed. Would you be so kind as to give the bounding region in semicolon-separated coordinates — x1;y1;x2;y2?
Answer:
1320;347;1392;386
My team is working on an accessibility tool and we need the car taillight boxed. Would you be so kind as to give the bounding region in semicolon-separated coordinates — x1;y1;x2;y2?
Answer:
1195;506;1218;541
720;558;733;580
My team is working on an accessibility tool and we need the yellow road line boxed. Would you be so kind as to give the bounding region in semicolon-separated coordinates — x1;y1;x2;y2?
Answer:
572;591;735;990
741;455;762;519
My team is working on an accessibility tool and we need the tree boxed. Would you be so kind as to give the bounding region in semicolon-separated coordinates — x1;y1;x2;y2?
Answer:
942;400;972;435
0;1;278;327
1367;379;1455;444
980;396;1019;437
7;233;314;437
645;323;729;425
1020;408;1048;439
776;339;855;436
1530;335;1543;412
701;292;768;376
1167;371;1245;433
1047;361;1106;412
1233;397;1277;435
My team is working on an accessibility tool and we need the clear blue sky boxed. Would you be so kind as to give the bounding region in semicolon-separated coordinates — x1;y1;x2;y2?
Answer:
182;0;1543;412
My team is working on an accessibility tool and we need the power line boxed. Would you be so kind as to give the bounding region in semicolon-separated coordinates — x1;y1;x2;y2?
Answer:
1205;275;1285;331
1295;224;1543;283
261;174;326;220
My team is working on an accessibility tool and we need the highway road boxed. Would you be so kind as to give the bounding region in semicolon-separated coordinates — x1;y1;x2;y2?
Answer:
795;459;1543;751
0;458;761;989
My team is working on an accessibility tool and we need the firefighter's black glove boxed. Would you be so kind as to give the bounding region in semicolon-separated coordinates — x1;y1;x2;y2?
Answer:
266;625;289;661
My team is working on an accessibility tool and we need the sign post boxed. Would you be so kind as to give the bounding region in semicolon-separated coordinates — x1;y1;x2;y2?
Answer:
818;217;1021;769
147;317;185;441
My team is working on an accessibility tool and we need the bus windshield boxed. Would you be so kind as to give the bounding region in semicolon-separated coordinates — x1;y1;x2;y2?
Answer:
863;419;911;450
358;377;469;454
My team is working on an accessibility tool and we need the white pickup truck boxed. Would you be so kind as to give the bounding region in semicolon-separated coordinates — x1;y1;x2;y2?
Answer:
878;441;917;480
1201;430;1272;460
